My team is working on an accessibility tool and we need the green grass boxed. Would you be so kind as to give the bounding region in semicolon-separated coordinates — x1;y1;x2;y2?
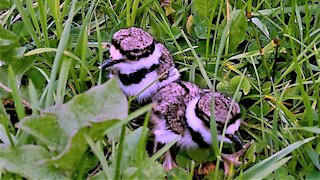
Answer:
0;0;320;179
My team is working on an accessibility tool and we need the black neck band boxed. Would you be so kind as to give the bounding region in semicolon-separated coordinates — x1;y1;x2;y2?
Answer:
119;63;159;86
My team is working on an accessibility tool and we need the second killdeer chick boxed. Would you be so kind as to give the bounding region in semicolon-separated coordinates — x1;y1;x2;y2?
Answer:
151;81;247;172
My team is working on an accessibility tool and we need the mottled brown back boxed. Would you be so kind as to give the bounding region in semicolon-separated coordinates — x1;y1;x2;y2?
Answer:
152;82;201;134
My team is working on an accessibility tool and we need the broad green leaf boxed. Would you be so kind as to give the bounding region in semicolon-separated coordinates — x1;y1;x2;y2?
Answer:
105;103;153;134
122;167;137;178
16;114;68;152
229;10;248;50
167;168;189;180
0;26;19;48
0;124;17;146
262;81;272;94
316;143;320;155
0;145;66;179
229;75;251;95
18;78;128;169
171;26;181;39
46;120;118;170
194;26;208;39
45;127;89;169
0;27;35;76
216;81;229;93
187;148;211;163
6;56;35;76
123;164;165;180
193;0;214;18
138;161;165;179
111;127;150;171
48;78;128;135
237;137;315;179
0;0;11;10
89;119;121;138
245;142;257;163
176;152;192;169
11;21;29;38
0;47;26;61
193;15;212;39
306;169;320;180
193;15;209;27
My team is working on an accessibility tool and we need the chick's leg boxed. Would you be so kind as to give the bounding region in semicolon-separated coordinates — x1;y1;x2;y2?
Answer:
163;151;177;171
221;141;252;174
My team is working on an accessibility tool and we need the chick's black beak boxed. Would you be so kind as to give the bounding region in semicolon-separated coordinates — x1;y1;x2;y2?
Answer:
99;58;114;69
230;134;244;148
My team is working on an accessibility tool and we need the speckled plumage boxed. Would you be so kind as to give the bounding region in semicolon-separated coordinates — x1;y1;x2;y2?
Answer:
112;27;154;60
187;91;242;145
151;82;245;172
197;92;240;123
152;82;201;141
100;27;180;102
100;27;248;172
157;43;175;82
152;82;242;149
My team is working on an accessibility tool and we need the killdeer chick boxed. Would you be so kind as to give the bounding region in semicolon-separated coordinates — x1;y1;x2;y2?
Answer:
99;27;180;102
151;81;201;170
151;81;248;172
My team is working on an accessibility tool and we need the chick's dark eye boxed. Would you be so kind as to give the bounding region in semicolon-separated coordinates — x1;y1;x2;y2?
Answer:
125;58;137;63
126;53;136;60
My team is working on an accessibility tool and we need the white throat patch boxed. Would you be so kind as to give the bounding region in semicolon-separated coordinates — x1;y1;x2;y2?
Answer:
109;45;124;60
225;118;241;135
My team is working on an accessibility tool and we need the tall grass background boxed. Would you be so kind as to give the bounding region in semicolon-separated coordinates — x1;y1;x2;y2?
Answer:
0;0;319;179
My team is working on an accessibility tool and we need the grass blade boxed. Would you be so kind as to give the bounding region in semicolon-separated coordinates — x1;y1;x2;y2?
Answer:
130;139;177;178
241;157;291;180
56;58;71;105
104;104;152;134
8;66;25;121
85;135;109;180
28;79;39;115
45;0;78;108
115;125;126;180
12;0;42;47
181;30;212;89
237;137;315;179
